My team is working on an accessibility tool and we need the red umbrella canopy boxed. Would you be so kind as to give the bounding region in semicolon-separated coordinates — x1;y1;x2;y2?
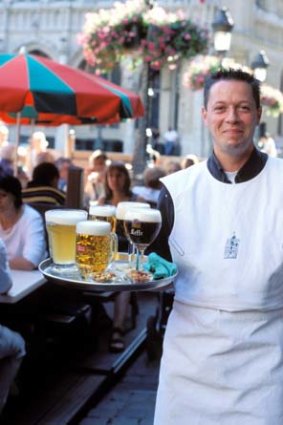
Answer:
0;53;144;125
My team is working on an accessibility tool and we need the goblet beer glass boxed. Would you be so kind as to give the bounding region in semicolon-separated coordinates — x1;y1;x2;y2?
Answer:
116;202;150;266
89;205;117;232
124;208;162;271
45;209;88;272
76;220;118;278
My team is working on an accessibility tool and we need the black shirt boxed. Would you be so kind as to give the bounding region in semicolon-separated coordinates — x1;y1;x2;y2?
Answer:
149;148;268;260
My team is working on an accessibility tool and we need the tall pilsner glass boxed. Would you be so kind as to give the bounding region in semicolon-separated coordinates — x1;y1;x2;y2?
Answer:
89;205;117;232
116;201;150;267
45;209;88;273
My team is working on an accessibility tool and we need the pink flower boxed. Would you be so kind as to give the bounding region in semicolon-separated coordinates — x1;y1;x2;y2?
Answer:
183;33;191;40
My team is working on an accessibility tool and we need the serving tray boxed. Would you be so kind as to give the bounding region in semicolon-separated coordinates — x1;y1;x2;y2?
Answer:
38;254;176;292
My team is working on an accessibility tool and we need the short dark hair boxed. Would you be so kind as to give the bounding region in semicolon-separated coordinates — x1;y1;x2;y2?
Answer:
0;175;22;209
32;162;59;186
203;68;261;109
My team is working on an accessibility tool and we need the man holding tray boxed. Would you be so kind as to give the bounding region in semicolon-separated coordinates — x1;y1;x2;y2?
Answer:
153;69;283;424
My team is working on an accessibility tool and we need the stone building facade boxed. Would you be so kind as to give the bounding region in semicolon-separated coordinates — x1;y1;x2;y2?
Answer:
0;0;283;158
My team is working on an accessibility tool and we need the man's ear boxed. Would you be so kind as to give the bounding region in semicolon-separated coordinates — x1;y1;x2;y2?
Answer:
201;106;208;125
257;107;262;124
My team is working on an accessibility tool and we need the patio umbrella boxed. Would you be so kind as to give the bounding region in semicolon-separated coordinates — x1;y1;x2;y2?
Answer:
0;52;144;126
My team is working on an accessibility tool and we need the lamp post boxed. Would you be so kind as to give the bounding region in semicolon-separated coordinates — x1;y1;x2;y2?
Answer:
251;50;269;82
212;7;234;59
132;1;157;180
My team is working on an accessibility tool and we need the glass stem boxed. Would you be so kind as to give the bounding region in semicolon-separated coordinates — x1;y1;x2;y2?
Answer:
136;248;145;271
135;249;140;271
128;242;134;267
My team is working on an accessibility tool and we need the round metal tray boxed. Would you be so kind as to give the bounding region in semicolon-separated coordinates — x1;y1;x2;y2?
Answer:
38;254;176;292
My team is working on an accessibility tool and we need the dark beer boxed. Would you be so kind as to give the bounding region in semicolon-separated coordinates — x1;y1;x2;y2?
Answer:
124;208;162;250
124;220;161;249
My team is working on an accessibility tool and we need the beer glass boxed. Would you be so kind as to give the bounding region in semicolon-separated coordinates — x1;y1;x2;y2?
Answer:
124;208;162;271
116;201;150;266
89;205;117;232
45;209;88;272
76;220;118;278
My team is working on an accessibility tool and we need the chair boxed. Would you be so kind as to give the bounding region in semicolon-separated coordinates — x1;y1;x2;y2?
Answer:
27;202;92;343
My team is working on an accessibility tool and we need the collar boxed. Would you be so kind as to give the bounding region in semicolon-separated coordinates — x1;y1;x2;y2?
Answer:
207;148;268;184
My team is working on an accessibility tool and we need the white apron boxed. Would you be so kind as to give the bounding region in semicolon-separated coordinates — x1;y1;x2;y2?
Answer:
154;158;283;425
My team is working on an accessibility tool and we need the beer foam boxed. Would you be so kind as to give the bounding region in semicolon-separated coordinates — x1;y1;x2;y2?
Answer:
116;201;150;220
76;220;111;235
89;205;116;217
45;209;87;225
125;208;162;223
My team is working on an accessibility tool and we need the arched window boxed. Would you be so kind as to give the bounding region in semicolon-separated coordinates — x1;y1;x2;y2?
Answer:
28;49;49;58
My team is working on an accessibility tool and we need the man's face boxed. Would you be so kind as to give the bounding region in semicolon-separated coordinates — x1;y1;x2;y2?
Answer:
202;80;262;159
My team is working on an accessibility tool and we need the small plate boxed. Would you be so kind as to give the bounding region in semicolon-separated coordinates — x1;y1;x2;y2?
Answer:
38;254;177;292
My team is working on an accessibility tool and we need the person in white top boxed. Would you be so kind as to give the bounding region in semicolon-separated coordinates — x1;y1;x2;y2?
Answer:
163;127;179;156
0;175;46;270
258;132;278;157
0;238;26;414
153;69;283;424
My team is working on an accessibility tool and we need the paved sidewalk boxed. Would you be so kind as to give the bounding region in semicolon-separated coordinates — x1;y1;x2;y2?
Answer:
79;351;160;425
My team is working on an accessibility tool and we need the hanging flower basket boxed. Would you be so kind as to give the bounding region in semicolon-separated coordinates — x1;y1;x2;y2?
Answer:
260;85;283;117
78;0;208;74
183;55;283;117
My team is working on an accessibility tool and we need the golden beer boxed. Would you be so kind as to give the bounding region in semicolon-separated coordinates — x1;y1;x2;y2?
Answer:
89;205;117;232
76;220;117;278
45;209;88;266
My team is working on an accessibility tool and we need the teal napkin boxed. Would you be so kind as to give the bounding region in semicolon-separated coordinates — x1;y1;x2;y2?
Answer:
144;253;177;280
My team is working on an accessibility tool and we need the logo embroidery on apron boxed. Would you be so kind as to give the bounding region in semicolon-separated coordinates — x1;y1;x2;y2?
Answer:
224;232;240;259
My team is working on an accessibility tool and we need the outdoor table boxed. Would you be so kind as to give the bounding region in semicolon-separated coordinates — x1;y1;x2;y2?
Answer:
0;269;47;304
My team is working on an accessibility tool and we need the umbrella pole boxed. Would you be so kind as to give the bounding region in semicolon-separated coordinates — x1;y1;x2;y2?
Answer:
14;112;21;177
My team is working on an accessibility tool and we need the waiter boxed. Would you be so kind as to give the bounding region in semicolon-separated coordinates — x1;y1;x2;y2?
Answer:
153;68;283;424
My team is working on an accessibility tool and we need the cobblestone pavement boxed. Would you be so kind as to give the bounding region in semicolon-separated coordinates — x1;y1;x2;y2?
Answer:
79;351;160;425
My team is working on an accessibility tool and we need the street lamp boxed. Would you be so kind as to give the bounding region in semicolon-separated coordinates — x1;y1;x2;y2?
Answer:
212;7;234;56
251;50;269;82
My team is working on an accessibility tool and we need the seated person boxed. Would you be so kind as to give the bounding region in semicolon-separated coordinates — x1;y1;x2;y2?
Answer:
132;166;166;207
84;150;109;205
98;162;142;353
22;162;65;206
25;131;51;178
0;144;15;177
181;154;199;169
55;157;73;192
164;160;182;175
0;176;46;270
0;238;26;414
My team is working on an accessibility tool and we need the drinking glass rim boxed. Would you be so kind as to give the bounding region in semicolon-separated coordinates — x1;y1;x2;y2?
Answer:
124;208;162;223
89;205;116;216
76;219;111;235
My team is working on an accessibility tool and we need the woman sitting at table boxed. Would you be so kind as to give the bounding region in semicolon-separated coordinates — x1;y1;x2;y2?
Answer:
0;175;46;270
98;161;143;353
0;238;26;414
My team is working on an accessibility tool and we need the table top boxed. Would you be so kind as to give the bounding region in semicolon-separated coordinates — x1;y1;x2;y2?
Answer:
0;269;47;304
